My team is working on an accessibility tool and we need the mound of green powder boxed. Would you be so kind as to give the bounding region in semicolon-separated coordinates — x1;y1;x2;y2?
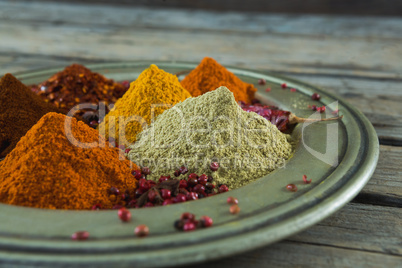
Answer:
128;86;293;189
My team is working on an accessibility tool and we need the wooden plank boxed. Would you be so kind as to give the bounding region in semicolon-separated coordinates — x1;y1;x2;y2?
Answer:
290;203;402;255
51;0;402;16
188;242;402;268
188;203;402;267
0;2;402;76
0;21;401;78
2;1;402;38
354;145;402;207
0;53;105;74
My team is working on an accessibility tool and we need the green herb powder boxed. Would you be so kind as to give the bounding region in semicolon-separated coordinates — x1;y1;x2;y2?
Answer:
128;86;293;189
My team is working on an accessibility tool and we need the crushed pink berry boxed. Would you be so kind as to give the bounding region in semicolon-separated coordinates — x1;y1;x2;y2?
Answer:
303;175;312;184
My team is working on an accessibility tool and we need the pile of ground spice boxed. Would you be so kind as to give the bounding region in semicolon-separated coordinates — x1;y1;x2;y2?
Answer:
0;73;59;158
98;64;192;146
0;112;138;210
129;86;293;189
180;57;257;104
31;64;127;113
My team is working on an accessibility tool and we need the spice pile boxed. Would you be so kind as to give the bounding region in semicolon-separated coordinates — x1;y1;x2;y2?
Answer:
0;113;138;210
98;64;191;146
129;86;293;189
181;57;257;104
31;64;127;113
0;73;59;158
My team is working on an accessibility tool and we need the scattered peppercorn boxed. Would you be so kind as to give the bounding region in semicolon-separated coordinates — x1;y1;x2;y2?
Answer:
188;173;198;180
258;79;266;85
183;221;197;232
186;192;198;201
141;167;151;176
308;104;326;113
173;193;187;203
121;80;130;89
108;169;223;209
198;174;208;185
281;83;287;89
179;180;188;189
229;204;240;214
161;189;171;199
174;213;213;232
91;204;102;210
199;216;213;228
71;231;89;241
132;170;142;180
303;175;312;184
309;105;317;111
286;184;298;192
135;225;149;237
109;187;120;196
240;102;291;132
241;100;338;135
181;212;195;221
317;106;326;113
118;207;131;222
188;177;198;187
311;93;321;101
163;199;173;206
219;185;229;193
227;196;239;204
210;162;219;172
179;166;189;175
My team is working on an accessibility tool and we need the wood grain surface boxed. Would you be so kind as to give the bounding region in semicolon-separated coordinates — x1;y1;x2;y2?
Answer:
0;1;401;267
35;0;402;16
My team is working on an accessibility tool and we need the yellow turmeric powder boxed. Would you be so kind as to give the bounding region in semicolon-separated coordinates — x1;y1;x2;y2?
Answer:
98;65;191;146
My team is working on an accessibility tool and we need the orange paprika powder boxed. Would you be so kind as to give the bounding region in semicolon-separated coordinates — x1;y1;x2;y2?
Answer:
180;57;257;104
0;113;138;210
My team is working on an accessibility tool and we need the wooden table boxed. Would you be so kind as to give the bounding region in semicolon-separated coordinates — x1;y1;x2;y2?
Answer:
1;1;401;267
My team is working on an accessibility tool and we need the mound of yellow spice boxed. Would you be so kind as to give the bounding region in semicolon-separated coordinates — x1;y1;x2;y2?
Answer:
0;113;138;210
98;64;191;146
180;57;257;104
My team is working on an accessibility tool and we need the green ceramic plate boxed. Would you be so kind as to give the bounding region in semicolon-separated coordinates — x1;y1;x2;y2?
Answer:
0;62;379;267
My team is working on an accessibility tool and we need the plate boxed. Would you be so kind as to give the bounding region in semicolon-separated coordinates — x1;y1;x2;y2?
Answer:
0;62;379;267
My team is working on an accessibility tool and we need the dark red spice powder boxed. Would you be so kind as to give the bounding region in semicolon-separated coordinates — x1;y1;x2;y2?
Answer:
31;64;127;113
0;73;60;158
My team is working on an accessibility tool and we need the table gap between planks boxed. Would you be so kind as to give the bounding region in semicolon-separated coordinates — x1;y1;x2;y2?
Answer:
0;1;401;267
